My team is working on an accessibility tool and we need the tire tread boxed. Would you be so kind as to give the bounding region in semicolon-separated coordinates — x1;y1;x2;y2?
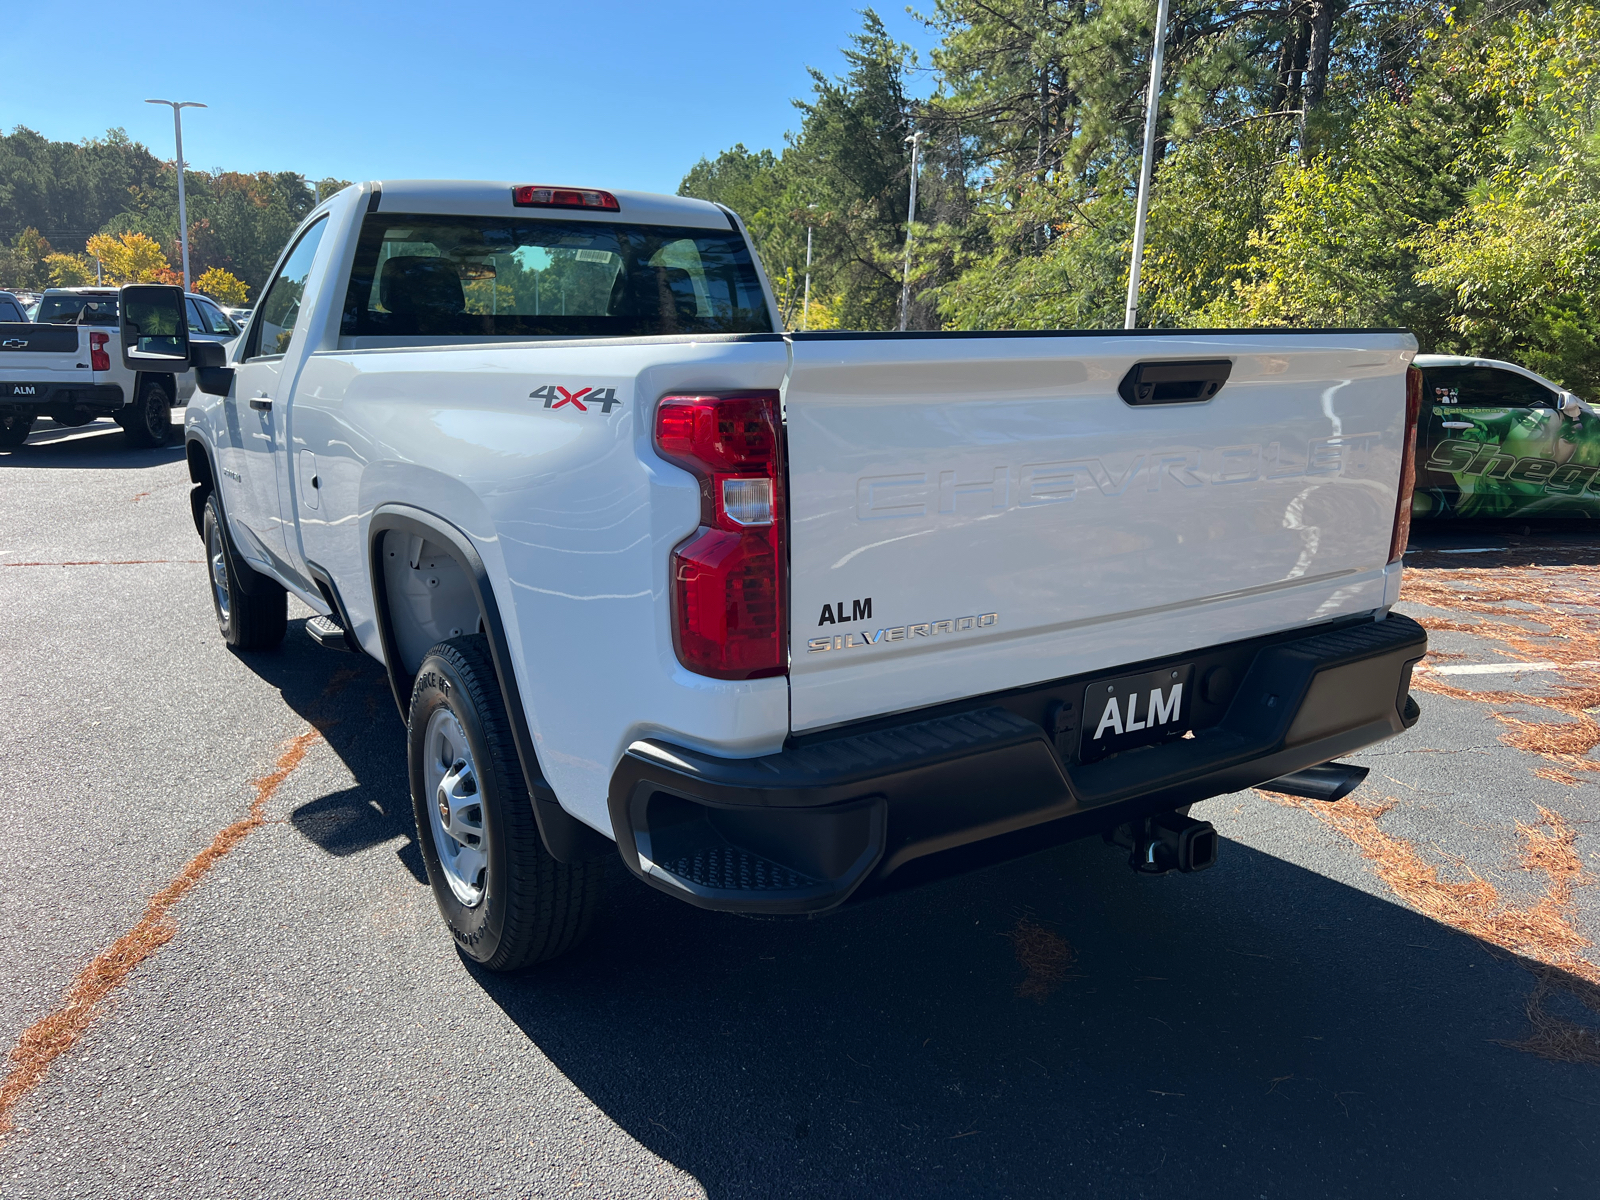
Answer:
420;635;601;970
203;491;287;650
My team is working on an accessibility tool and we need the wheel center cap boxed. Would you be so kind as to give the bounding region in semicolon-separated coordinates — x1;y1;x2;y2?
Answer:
436;785;451;827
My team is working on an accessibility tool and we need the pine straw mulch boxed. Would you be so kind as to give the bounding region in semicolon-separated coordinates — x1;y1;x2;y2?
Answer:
1007;913;1079;1002
1255;552;1600;1063
1402;560;1600;781
1259;789;1600;1062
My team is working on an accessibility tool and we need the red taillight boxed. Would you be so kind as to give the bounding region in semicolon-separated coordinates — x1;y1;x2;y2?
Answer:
511;184;620;211
1389;365;1423;564
655;392;786;680
89;331;110;372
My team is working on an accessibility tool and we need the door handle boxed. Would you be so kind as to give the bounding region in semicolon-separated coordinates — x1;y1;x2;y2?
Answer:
249;396;272;412
1118;359;1233;405
1441;421;1474;429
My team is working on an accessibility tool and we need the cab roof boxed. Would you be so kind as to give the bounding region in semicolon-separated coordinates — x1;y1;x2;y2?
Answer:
367;180;735;231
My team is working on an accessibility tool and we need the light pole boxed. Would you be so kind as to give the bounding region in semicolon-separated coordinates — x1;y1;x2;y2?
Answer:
899;130;923;333
146;99;207;293
1123;0;1170;330
801;203;817;331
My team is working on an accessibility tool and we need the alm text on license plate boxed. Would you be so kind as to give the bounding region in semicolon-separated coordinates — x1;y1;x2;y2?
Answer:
1079;665;1193;764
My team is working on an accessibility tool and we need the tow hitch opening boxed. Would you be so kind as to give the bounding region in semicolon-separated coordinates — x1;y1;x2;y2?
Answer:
1106;810;1219;875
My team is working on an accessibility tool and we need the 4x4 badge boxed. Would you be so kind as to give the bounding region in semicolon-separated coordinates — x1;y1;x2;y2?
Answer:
529;385;621;413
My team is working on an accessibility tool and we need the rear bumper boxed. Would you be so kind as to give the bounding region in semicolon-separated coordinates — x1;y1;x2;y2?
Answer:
1;383;125;414
608;612;1427;914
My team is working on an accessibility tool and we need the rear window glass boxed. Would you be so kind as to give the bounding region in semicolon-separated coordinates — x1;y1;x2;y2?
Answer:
0;299;23;322
1423;366;1558;407
36;295;118;326
340;213;773;338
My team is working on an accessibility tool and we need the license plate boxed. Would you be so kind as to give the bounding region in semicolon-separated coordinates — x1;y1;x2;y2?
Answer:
4;383;43;398
1079;665;1194;764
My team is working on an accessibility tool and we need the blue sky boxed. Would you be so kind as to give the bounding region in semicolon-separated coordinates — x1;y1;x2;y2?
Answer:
1;1;939;194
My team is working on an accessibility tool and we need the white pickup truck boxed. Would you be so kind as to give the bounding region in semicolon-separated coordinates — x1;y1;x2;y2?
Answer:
164;179;1427;972
0;287;238;448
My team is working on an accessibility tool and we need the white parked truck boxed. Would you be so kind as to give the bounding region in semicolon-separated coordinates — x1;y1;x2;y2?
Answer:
163;179;1427;971
0;287;238;448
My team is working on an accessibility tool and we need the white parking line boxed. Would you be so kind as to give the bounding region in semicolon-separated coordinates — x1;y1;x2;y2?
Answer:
1420;660;1600;675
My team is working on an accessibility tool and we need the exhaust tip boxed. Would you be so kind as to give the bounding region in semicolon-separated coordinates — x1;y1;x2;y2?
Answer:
1263;761;1369;803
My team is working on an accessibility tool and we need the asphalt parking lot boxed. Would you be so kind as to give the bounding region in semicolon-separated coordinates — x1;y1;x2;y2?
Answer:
2;418;1598;1199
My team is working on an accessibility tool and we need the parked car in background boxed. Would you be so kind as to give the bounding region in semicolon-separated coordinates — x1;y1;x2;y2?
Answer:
0;292;28;323
0;287;237;447
222;305;252;326
1412;354;1599;520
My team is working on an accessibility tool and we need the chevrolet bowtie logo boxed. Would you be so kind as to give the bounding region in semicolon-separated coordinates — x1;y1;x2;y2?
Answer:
2;339;27;349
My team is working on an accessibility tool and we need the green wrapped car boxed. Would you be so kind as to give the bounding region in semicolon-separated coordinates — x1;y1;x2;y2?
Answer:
1412;355;1599;520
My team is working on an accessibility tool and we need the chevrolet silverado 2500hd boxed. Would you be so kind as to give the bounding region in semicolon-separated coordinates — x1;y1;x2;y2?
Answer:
170;179;1426;971
0;288;237;447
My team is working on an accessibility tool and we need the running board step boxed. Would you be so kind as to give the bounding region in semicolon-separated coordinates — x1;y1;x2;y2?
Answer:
305;614;354;652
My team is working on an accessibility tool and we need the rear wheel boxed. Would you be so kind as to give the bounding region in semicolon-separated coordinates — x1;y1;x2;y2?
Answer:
202;490;286;649
0;413;32;448
119;377;174;448
408;634;603;971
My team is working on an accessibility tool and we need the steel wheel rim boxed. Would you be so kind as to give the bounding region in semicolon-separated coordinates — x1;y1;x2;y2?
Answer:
145;391;167;439
207;516;231;624
423;708;488;907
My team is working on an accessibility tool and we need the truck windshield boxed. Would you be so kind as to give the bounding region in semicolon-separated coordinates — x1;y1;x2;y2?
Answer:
340;214;773;338
36;295;118;326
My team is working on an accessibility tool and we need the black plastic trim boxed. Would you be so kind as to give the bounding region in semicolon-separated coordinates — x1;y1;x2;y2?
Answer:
368;505;611;863
182;433;271;597
1118;358;1232;405
367;183;382;213
303;560;366;655
184;436;214;535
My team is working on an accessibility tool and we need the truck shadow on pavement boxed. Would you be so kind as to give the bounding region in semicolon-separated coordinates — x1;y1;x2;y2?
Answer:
0;421;185;469
231;638;1600;1197
231;623;427;884
480;830;1600;1198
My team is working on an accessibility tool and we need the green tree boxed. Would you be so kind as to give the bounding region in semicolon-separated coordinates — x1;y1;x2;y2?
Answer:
0;227;52;289
193;266;250;306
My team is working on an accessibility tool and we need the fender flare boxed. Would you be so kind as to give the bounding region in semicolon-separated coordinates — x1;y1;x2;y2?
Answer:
184;432;271;598
368;504;610;863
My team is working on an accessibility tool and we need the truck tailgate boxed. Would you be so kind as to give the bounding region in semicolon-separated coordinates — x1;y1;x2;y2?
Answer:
783;332;1415;732
0;323;88;392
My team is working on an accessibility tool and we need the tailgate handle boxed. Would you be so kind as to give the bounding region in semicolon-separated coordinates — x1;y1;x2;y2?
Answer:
1118;359;1232;406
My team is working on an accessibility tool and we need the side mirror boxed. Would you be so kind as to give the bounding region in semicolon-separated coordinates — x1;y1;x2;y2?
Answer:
118;284;191;372
192;340;234;396
1561;393;1586;418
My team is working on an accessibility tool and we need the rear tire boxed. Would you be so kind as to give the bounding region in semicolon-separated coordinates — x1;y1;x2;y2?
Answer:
0;413;33;447
120;377;174;448
408;634;603;971
202;490;287;649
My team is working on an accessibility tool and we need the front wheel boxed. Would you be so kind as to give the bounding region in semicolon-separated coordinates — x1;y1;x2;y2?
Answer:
120;377;174;448
408;635;603;971
202;490;286;649
0;413;33;447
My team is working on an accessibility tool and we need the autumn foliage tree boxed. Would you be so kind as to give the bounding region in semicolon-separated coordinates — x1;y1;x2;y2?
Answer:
84;231;180;284
193;266;249;306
